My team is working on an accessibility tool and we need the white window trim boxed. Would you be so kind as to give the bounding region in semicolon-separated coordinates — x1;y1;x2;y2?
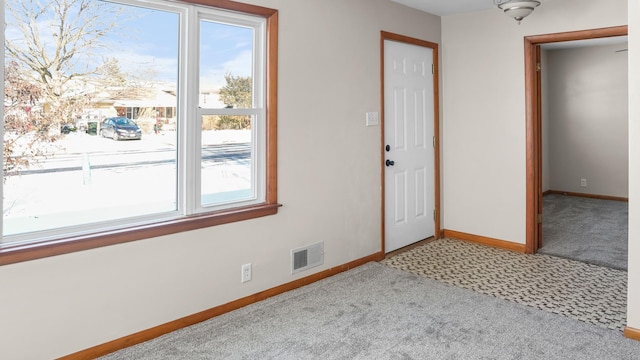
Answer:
189;6;267;214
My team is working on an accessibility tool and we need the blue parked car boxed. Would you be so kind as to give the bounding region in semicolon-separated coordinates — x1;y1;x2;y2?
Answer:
99;117;142;140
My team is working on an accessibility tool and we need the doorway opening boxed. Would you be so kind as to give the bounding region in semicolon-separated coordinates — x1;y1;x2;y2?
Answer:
524;25;628;257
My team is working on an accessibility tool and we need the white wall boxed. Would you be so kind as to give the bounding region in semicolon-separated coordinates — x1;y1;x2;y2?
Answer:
627;0;640;332
0;1;441;358
442;0;640;334
441;0;627;243
546;43;628;197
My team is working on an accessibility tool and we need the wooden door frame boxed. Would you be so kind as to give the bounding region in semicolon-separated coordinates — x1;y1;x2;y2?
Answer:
380;31;441;253
524;25;628;253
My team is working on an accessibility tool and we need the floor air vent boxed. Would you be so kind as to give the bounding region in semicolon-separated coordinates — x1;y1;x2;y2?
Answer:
291;242;324;274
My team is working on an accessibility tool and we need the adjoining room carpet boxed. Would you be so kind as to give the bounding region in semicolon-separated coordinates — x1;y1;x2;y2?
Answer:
100;261;639;360
381;238;626;332
539;194;628;270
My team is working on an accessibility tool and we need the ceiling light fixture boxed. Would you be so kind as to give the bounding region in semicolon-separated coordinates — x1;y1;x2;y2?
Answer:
494;0;541;24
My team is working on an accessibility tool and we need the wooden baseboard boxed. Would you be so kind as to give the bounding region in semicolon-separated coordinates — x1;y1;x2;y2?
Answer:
59;251;385;360
544;190;628;202
624;326;640;341
443;229;526;253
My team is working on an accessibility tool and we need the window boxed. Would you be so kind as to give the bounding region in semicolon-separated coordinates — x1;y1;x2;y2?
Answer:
0;0;279;265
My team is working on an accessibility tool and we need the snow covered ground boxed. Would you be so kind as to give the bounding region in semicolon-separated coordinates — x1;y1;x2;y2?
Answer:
2;129;252;241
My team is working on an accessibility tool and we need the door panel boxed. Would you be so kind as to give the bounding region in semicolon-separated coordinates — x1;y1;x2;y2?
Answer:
394;171;407;224
384;39;435;253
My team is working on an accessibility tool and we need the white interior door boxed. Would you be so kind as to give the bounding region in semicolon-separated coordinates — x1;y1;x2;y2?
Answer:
384;39;435;253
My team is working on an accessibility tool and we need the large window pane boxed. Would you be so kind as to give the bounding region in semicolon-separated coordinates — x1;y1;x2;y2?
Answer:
198;18;257;208
3;1;179;238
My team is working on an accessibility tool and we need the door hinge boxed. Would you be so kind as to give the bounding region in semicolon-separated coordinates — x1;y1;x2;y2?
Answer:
433;209;437;221
536;62;541;72
433;136;436;148
432;64;434;75
537;213;543;224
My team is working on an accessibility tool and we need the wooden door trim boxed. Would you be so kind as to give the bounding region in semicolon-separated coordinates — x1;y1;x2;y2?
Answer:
524;25;628;253
380;31;441;253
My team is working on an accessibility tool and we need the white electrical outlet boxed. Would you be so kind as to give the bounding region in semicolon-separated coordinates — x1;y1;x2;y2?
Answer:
241;263;252;283
366;112;379;127
580;178;587;187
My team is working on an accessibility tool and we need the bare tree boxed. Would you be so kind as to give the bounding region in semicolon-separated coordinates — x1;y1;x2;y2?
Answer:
3;0;123;176
4;0;169;176
5;0;121;112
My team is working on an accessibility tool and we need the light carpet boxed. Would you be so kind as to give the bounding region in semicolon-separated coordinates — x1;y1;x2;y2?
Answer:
100;261;639;359
539;194;628;270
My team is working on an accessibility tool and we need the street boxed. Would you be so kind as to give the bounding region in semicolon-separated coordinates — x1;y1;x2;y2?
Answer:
7;132;251;175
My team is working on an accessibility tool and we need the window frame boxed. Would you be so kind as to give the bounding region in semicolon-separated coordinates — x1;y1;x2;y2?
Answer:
193;10;266;212
0;0;279;266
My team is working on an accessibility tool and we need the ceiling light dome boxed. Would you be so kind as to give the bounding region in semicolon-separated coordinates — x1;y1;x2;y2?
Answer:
494;0;541;24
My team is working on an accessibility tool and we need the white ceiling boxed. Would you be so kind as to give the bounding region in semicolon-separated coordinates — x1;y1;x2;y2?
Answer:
391;0;495;16
390;0;628;49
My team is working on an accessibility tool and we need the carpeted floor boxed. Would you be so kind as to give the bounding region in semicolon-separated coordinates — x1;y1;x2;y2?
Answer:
539;194;628;270
382;238;627;331
100;260;640;360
